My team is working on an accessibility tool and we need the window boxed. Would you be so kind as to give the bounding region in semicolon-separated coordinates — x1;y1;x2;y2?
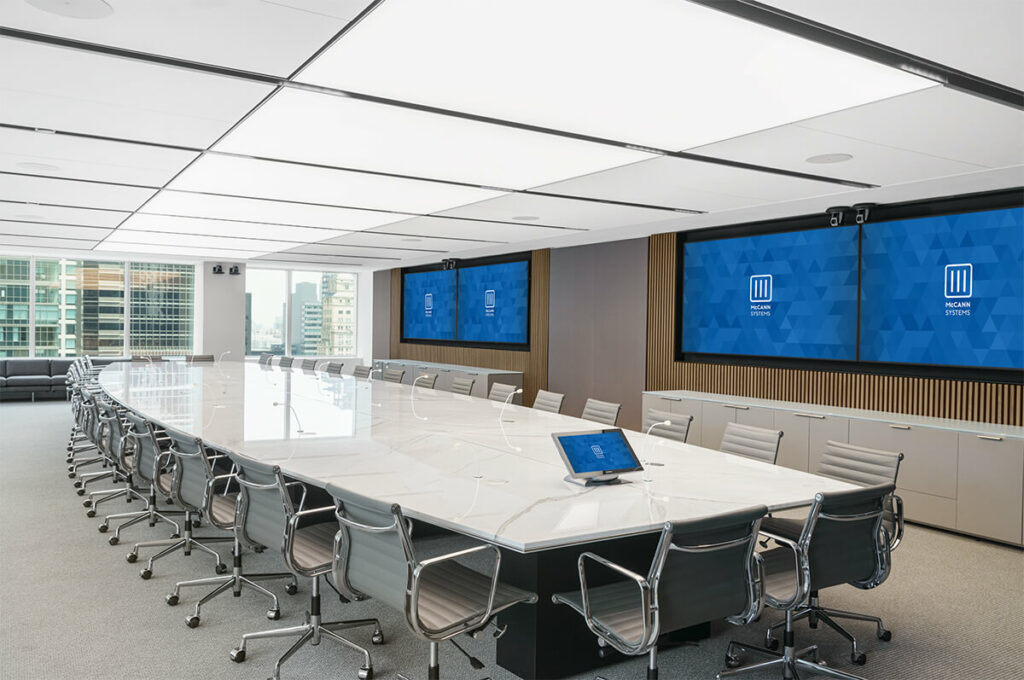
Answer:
0;257;30;357
75;261;126;357
130;263;194;354
247;269;357;357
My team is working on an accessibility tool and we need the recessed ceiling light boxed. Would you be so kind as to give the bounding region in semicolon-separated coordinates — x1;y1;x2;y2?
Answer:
16;161;61;173
25;0;113;19
806;153;854;164
512;215;539;221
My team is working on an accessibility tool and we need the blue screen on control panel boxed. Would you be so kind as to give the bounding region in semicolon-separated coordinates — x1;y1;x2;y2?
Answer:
456;260;529;344
557;431;640;475
860;207;1024;370
681;225;859;360
402;269;456;341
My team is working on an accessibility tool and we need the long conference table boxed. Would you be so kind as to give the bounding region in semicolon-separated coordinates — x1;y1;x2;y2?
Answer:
98;361;855;679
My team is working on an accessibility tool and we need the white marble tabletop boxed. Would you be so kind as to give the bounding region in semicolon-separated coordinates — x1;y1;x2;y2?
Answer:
99;362;855;553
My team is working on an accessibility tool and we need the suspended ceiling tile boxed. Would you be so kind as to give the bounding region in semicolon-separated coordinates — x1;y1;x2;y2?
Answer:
141;190;407;231
0;220;111;241
119;213;348;243
168;154;506;215
276;243;428;260
0;173;156;211
320;231;485;252
0;37;274;147
0;234;98;250
298;0;933;150
94;241;262;259
215;87;653;189
3;0;372;76
252;253;367;267
368;216;573;242
0;201;127;227
437;191;677;230
0;127;198;186
104;229;296;253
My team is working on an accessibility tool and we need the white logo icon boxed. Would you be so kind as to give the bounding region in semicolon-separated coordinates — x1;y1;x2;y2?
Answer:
484;289;496;310
424;293;433;311
944;264;972;299
750;274;772;303
590;444;605;460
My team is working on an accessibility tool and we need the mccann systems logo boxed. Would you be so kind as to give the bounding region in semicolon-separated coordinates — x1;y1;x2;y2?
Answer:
590;444;605;460
423;292;433;317
749;274;772;317
484;289;496;317
944;263;972;317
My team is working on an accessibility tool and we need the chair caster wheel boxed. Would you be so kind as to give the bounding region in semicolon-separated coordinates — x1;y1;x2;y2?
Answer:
878;629;892;642
68;473;76;479
725;655;741;669
186;616;200;628
765;637;779;651
126;552;138;563
83;500;92;508
358;665;373;680
108;536;119;546
76;488;86;496
215;563;228;574
371;631;384;645
166;594;179;606
267;609;280;621
193;519;202;528
98;523;108;533
852;653;866;666
230;648;245;663
86;510;96;518
140;569;152;580
72;480;81;487
285;583;298;595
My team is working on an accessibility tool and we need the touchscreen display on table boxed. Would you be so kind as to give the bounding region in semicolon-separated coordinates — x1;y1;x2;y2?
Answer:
556;430;641;475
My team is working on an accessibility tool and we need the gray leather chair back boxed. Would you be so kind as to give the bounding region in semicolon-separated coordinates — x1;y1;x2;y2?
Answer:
582;398;621;426
383;367;405;383
817;441;902;487
804;483;895;591
227;451;291;552
655;505;768;633
414;372;438;389
643;408;692;443
353;365;371;379
258;353;273;365
187;354;215;362
450;376;475;396
720;422;783;464
326;483;413;613
165;428;213;513
278;356;294;368
532;389;564;413
488;382;517;403
325;362;344;375
96;400;125;462
301;359;318;370
124;410;161;484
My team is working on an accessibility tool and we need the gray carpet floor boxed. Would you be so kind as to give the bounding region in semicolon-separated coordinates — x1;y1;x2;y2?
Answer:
1;400;1022;680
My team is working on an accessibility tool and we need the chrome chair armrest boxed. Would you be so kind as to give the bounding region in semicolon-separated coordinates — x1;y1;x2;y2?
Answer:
727;550;766;626
202;473;238;523
888;494;905;551
283;506;336;574
284;481;308;512
758;530;810;611
410;543;503;638
574;552;653;653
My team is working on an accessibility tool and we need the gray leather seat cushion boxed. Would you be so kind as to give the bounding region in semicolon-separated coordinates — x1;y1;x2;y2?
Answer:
157;472;173;495
50;359;74;376
291;522;337;571
553;581;646;645
0;377;6;387
415;559;535;634
210;493;239;527
7;375;51;387
760;516;804;540
50;375;69;386
5;359;49;377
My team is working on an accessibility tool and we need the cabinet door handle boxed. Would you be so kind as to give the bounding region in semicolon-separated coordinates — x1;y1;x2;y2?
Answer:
976;434;1004;441
439;369;451;373
889;424;911;430
794;413;825;419
661;396;682;402
466;372;478;376
723;404;749;410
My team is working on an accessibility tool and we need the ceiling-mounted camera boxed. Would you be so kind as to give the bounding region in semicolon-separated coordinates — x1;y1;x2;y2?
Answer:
229;265;241;275
853;203;876;225
211;264;224;275
825;206;849;227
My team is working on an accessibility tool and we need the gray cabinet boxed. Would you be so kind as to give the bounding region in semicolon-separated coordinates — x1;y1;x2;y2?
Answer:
956;434;1024;544
807;414;850;473
773;411;849;472
849;419;958;500
699;402;773;450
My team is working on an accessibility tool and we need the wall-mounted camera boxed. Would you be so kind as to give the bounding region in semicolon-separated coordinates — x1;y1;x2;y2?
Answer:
442;258;459;270
229;265;240;275
211;264;224;275
826;206;849;227
853;203;876;225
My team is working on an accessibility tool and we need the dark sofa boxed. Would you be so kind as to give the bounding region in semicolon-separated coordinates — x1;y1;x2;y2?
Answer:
0;357;126;401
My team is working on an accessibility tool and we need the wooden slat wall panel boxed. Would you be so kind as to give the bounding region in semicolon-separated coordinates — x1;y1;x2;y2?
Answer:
388;249;549;405
646;233;1023;426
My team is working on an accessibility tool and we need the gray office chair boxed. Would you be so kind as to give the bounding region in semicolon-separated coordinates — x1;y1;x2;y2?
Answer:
301;358;318;371
353;365;372;379
86;401;152;528
532;389;565;414
554;505;767;680
327;483;538;680
259;353;273;365
414;372;438;389
278;356;294;368
720;483;898;680
383;367;405;384
581;398;621;426
643;407;693;443
720;422;783;465
131;429;235;580
325;362;344;376
760;441;904;661
488;382;517;403
450;376;475;396
227;454;383;680
163;434;297;628
186;354;215;362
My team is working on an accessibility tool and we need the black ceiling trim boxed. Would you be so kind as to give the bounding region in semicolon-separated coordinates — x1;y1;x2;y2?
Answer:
285;0;388;80
691;0;1024;111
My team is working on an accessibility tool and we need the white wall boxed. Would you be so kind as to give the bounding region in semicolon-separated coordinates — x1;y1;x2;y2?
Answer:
356;270;374;363
199;261;246;360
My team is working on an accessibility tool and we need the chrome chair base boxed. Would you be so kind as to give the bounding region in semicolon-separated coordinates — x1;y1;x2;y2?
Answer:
126;510;231;579
765;593;890;665
101;489;184;543
230;576;382;680
166;539;298;628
